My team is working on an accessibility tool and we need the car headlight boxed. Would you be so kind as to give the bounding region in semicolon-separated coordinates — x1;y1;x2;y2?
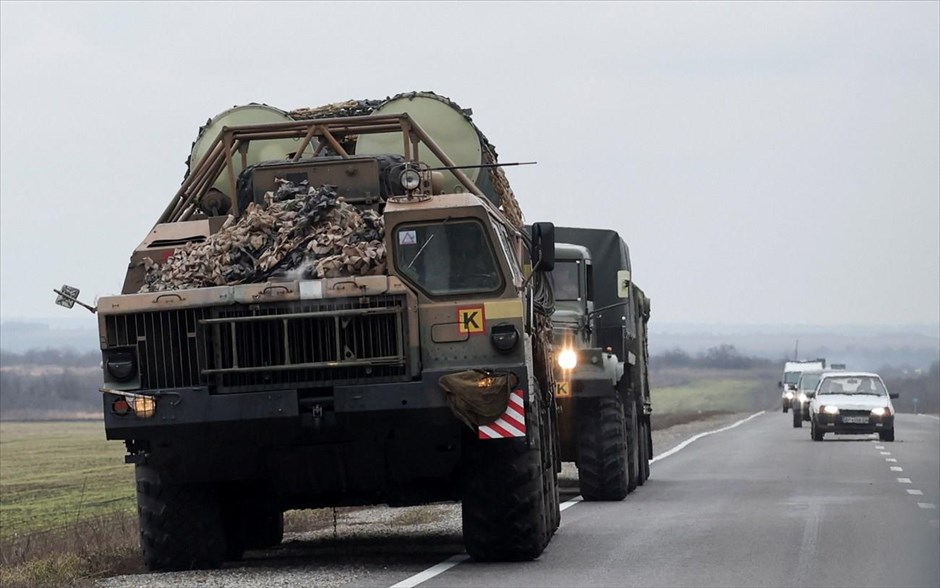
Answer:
822;405;840;415
871;406;891;417
785;391;794;399
557;348;577;370
798;392;808;403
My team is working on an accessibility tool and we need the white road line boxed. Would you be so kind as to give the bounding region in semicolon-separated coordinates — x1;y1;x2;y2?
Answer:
908;489;924;495
917;503;937;509
886;458;898;462
880;452;891;455
389;554;470;588
897;478;912;484
890;466;903;472
875;445;885;449
389;411;766;588
651;411;766;464
560;497;582;511
793;502;822;587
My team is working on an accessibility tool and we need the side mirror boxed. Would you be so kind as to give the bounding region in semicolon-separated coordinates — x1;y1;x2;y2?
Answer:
889;392;899;399
530;222;555;271
806;391;816;398
777;381;783;389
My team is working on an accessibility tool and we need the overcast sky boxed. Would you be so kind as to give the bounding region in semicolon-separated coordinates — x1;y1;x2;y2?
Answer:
1;1;938;329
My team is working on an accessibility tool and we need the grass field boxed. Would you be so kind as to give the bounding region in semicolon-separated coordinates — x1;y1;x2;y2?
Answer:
0;421;135;540
649;366;777;427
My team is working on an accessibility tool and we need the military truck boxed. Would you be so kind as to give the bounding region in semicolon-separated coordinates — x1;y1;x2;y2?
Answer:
549;228;652;500
60;93;562;569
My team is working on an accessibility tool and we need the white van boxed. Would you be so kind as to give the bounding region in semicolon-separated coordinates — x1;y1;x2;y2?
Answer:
779;359;826;412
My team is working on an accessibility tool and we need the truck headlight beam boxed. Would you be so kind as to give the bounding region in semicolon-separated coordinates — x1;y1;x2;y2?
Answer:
558;348;577;370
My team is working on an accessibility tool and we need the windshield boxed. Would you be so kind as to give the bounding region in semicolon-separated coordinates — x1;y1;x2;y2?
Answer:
552;261;581;301
798;374;822;391
783;371;801;385
393;220;503;296
817;376;888;396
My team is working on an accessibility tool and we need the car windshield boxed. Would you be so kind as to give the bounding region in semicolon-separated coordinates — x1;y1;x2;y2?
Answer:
393;220;503;297
817;376;887;396
552;261;581;301
783;372;801;385
799;374;821;391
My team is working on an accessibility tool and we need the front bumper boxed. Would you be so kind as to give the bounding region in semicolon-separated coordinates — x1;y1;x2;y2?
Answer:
815;413;895;434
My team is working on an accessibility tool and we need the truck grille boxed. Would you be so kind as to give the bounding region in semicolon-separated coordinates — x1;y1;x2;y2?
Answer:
103;295;409;392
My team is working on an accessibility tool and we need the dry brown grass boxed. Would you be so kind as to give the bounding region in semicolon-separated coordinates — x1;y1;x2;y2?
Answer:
0;512;143;587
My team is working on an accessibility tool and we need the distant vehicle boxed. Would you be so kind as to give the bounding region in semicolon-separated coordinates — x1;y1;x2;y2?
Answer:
779;359;826;413
808;372;899;442
791;369;827;428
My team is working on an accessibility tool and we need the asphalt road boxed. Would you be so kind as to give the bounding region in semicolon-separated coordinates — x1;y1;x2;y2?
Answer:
98;412;940;588
383;412;940;588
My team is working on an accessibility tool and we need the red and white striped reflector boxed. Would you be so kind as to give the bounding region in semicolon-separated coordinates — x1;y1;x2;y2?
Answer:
478;389;526;439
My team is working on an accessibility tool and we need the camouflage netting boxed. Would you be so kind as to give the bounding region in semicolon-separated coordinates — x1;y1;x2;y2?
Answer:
139;182;386;293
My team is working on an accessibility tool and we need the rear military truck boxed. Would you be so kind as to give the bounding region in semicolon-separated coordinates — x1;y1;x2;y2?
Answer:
548;227;652;500
58;93;562;568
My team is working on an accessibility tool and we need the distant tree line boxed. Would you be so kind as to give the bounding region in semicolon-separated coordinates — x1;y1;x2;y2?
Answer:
0;348;103;417
652;344;776;370
0;348;100;368
880;361;940;415
0;368;103;416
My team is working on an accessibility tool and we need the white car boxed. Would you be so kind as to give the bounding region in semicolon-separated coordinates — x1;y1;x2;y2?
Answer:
808;372;898;442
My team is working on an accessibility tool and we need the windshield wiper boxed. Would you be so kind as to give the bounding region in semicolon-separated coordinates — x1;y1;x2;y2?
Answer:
407;234;435;269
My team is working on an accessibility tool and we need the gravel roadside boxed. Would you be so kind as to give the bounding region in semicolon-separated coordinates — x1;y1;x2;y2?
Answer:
94;411;759;588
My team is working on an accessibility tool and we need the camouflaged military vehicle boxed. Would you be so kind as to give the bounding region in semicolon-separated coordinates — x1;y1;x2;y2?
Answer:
66;93;561;569
550;228;652;500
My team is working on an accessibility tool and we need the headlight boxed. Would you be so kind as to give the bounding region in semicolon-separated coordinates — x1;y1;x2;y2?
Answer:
785;391;794;399
822;405;840;415
490;324;519;353
798;393;808;403
105;349;137;382
871;406;891;417
558;348;578;370
400;168;421;191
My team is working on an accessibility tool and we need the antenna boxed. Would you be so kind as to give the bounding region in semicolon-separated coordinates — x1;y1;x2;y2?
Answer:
427;161;537;171
794;339;799;360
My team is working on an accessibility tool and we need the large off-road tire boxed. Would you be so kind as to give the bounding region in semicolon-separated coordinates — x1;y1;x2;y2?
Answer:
783;400;789;413
792;407;803;428
637;417;651;485
462;388;551;561
577;396;629;501
625;398;640;494
540;387;561;534
879;429;895;442
136;465;226;571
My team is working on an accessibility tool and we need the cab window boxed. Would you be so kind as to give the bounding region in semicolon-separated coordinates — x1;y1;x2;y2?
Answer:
394;220;503;297
552;261;581;301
